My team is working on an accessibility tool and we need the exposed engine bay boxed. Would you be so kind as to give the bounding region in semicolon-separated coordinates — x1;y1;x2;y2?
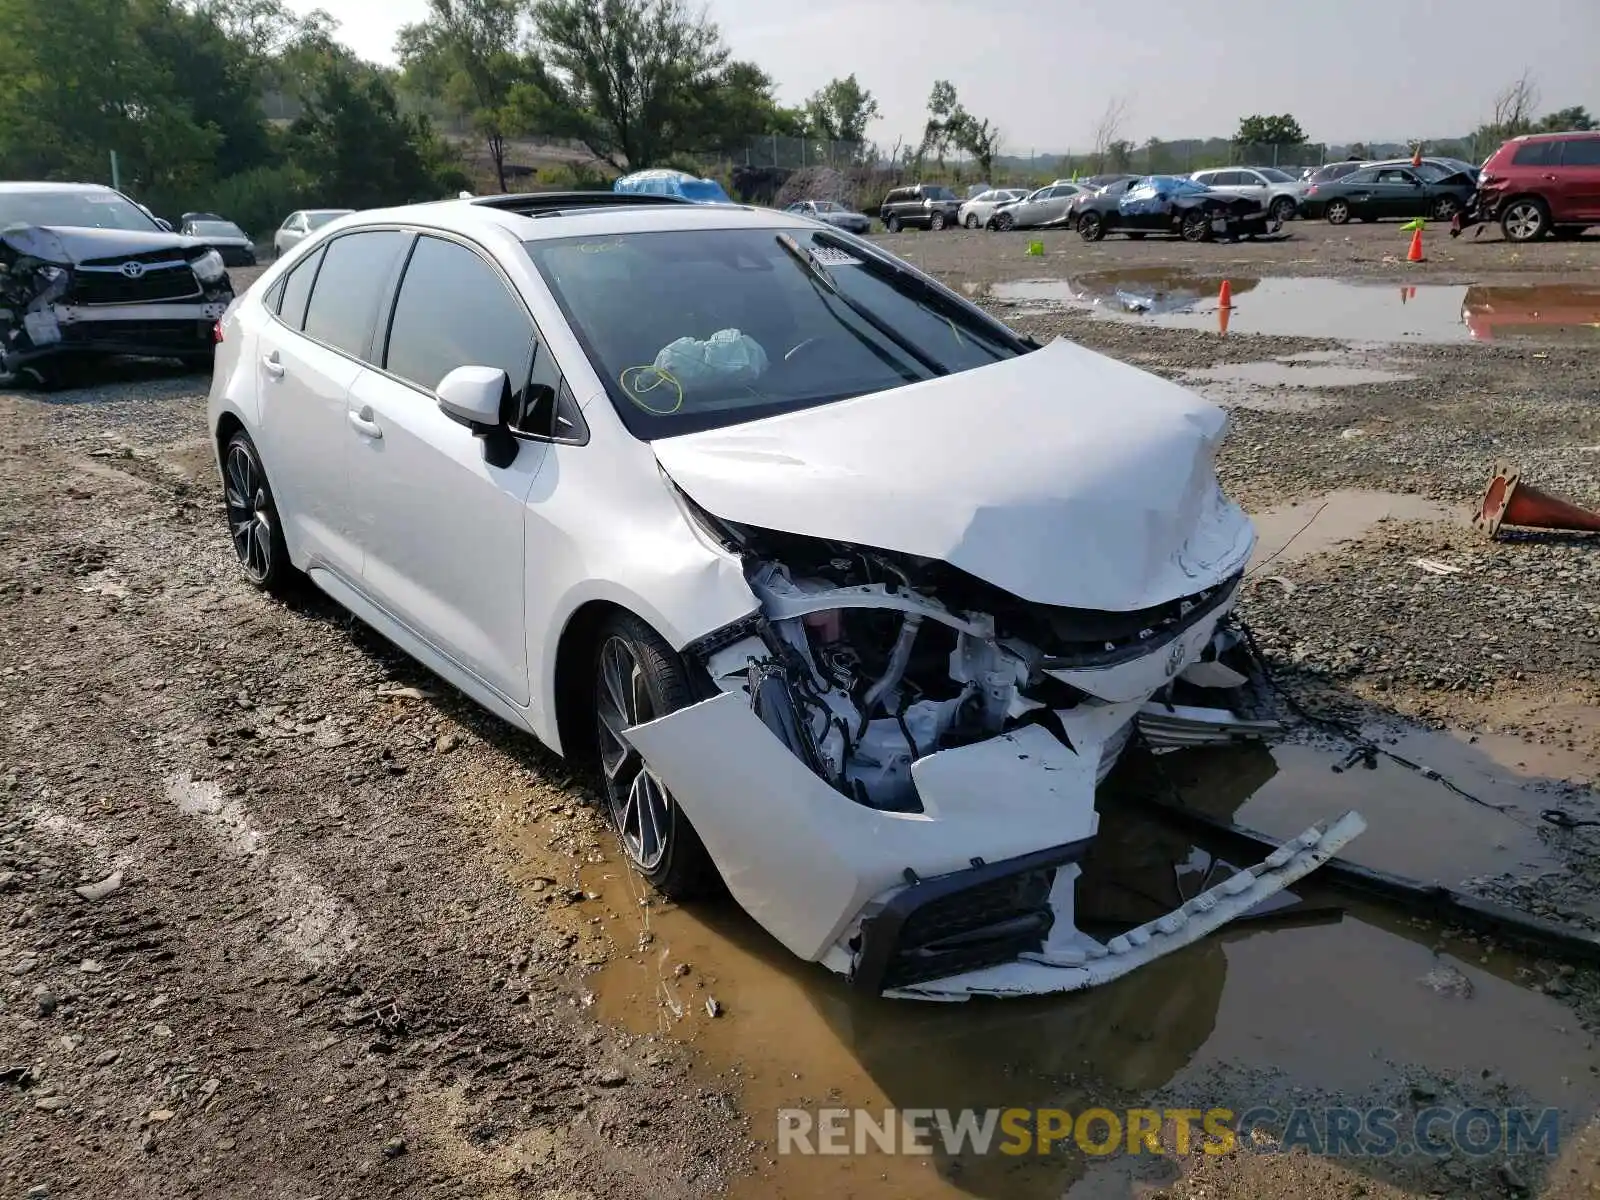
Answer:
623;495;1367;1000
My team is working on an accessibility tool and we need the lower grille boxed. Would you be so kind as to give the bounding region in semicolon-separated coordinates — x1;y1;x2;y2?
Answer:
852;839;1094;993
73;267;201;306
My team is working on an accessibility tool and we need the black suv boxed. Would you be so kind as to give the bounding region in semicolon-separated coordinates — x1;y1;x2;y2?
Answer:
879;184;962;232
0;182;234;386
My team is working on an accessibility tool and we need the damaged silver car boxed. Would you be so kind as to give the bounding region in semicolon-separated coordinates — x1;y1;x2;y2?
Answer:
0;182;233;386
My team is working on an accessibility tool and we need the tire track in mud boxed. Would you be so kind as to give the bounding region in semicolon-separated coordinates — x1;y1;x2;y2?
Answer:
0;391;745;1198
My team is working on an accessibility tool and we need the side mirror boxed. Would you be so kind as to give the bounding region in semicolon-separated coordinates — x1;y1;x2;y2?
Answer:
437;365;508;431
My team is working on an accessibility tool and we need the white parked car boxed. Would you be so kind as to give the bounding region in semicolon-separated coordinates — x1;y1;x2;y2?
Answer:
208;193;1363;999
272;208;354;258
988;183;1087;230
957;188;1026;229
1187;167;1304;223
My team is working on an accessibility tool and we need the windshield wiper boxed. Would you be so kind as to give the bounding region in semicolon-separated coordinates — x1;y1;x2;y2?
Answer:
775;234;948;378
809;230;1017;359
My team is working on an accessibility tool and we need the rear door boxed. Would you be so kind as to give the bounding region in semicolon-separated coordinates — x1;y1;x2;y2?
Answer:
1556;137;1600;221
251;241;365;580
343;232;550;705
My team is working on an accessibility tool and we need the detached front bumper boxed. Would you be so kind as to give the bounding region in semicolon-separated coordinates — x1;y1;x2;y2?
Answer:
623;680;1365;1000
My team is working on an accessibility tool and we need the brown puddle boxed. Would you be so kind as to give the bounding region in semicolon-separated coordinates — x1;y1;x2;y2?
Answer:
991;271;1600;345
1250;489;1460;568
491;725;1600;1199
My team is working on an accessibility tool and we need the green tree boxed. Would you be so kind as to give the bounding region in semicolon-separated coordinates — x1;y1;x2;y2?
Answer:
703;61;805;139
287;57;449;207
397;0;538;192
0;0;218;190
531;0;729;171
1233;114;1306;147
1540;105;1595;132
805;74;881;144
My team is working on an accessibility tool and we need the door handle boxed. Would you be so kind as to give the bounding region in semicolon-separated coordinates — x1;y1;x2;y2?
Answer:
347;406;383;440
1542;174;1559;181
261;351;285;378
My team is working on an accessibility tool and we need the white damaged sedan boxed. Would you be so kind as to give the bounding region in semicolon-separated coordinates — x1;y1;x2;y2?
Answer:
208;193;1363;1000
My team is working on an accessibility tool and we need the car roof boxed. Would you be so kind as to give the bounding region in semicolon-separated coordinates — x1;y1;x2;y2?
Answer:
1509;130;1600;142
327;195;805;245
0;181;119;195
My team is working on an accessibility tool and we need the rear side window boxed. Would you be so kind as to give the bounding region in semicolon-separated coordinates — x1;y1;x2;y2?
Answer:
383;235;534;398
1512;141;1560;167
275;246;324;331
1561;138;1600;166
302;230;410;359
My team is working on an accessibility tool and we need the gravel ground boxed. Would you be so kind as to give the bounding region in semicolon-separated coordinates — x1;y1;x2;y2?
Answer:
4;230;1600;1199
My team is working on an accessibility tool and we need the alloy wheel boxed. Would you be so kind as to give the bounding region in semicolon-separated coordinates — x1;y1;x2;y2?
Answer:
1502;201;1545;242
595;635;672;872
224;441;274;583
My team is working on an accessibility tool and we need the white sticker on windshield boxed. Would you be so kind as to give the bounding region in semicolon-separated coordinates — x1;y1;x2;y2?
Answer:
806;244;861;268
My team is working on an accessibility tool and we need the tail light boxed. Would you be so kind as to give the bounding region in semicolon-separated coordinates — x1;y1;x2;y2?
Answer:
212;320;224;344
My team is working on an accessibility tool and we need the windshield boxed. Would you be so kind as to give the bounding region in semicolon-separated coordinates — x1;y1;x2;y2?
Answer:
306;210;351;229
923;186;957;201
1256;167;1295;182
189;220;246;238
525;227;1027;439
0;189;159;232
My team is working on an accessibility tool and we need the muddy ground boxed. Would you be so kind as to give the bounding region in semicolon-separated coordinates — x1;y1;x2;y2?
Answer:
4;222;1600;1200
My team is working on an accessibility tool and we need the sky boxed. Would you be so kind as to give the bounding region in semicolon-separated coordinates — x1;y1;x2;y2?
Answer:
289;0;1598;152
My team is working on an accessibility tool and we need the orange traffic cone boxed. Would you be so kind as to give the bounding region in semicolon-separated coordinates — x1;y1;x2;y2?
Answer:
1218;278;1233;309
1475;462;1600;538
1218;303;1231;337
1406;228;1425;262
1411;148;1422;167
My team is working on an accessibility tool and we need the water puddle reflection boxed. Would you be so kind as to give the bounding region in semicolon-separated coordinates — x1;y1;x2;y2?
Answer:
991;271;1600;345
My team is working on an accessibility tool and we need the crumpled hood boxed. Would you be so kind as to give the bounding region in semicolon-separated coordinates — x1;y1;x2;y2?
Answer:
0;224;205;265
652;337;1255;612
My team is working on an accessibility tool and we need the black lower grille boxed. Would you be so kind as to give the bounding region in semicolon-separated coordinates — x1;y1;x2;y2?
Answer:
852;839;1094;993
73;267;200;306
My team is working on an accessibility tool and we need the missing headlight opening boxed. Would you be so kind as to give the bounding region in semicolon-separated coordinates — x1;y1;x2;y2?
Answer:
630;494;1367;1001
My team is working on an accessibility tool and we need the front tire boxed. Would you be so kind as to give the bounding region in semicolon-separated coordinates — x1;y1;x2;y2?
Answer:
885;215;901;233
1501;198;1550;242
1180;210;1213;242
996;211;1015;231
1432;196;1462;221
1077;212;1104;241
1325;199;1351;225
1270;196;1297;223
929;212;947;231
222;430;296;594
593;614;717;899
964;213;979;229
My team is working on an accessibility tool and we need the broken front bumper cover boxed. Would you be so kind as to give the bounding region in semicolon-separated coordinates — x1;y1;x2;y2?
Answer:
623;690;1364;1000
2;300;227;371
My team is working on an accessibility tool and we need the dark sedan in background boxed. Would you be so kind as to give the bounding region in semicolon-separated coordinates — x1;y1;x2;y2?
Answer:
1300;159;1477;224
178;214;257;266
1073;176;1279;242
782;199;872;234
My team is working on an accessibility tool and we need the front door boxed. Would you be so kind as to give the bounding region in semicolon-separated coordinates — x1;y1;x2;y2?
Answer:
343;233;551;706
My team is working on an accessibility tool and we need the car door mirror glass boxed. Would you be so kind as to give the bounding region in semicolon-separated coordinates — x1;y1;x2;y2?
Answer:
437;365;509;430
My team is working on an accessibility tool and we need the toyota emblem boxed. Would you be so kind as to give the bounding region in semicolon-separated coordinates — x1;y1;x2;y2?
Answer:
120;261;145;278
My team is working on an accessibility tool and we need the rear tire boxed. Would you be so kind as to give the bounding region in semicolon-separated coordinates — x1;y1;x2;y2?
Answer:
1500;198;1550;242
1325;199;1351;225
1431;196;1462;221
1269;196;1297;223
996;211;1015;231
885;215;901;233
592;613;718;899
1180;210;1212;242
222;429;297;596
1077;212;1104;241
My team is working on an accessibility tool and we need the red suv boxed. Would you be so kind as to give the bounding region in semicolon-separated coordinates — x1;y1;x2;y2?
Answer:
1475;131;1600;241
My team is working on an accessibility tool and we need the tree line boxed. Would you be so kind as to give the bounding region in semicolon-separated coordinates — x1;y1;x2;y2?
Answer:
0;0;1592;233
